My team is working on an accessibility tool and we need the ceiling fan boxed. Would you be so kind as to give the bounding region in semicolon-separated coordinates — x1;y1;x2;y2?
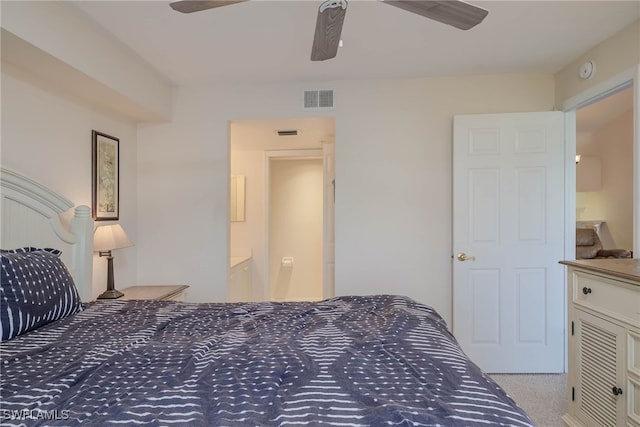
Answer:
169;0;488;61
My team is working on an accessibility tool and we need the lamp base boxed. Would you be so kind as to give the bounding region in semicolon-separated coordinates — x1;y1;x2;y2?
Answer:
97;289;124;299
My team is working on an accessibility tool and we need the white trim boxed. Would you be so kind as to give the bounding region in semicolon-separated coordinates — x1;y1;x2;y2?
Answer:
564;111;577;262
562;65;637;111
322;141;336;300
561;64;639;256
226;121;232;302
265;149;323;160
562;110;576;374
635;67;640;256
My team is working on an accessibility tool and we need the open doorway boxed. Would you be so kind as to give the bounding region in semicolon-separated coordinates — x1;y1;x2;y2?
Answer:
575;86;634;254
229;117;335;302
267;154;323;301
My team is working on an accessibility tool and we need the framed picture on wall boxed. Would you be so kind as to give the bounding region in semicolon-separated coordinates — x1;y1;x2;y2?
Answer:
92;130;119;221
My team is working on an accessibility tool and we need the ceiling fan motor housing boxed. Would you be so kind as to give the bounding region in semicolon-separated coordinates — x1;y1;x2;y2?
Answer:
320;0;348;13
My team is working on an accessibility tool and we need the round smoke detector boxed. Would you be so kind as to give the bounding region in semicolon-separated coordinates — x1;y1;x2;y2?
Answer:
579;61;596;80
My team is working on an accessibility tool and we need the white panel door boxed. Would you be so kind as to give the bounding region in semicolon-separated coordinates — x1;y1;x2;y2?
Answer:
453;112;565;373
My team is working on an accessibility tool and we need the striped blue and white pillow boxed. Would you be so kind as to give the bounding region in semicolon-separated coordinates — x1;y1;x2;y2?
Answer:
0;247;83;341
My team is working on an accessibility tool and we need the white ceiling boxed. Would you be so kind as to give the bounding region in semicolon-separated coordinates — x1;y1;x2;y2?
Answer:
71;1;640;87
68;1;638;149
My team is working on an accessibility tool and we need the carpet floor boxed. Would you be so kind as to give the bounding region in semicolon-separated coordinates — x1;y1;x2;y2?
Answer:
489;373;568;427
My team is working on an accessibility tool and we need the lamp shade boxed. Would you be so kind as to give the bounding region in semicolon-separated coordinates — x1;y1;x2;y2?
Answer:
94;224;134;252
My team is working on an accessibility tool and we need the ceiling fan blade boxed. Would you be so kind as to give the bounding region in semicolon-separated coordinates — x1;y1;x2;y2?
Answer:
169;0;248;14
311;0;348;61
382;0;487;30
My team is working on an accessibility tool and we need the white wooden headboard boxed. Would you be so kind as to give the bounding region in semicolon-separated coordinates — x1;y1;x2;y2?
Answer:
0;167;94;301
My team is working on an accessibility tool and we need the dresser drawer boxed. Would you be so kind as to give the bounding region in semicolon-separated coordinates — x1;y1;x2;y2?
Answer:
573;271;640;323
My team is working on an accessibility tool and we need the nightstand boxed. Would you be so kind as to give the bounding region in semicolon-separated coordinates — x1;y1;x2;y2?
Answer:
119;285;189;301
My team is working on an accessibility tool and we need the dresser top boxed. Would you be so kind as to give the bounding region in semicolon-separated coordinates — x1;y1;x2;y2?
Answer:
560;259;640;283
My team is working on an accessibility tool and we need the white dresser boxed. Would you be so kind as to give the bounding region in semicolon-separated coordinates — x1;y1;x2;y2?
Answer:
560;259;640;427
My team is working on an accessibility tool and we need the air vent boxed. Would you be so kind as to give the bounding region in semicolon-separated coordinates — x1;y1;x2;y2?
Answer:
303;90;334;109
277;130;298;136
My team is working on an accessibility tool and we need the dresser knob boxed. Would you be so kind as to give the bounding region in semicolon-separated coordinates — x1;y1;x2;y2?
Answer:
612;386;623;396
582;287;592;295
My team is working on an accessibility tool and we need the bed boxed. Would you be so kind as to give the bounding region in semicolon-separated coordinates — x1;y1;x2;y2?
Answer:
0;168;534;426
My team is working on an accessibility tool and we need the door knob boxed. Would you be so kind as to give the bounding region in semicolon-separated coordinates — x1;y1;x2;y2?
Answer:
457;252;476;262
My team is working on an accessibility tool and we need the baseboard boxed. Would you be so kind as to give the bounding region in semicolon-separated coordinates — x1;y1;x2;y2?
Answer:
561;413;584;427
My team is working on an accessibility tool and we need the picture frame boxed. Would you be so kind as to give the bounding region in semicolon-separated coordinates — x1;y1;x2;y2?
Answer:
92;130;119;221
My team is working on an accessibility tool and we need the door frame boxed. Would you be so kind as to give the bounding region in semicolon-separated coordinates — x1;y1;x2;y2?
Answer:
561;65;639;258
264;149;324;301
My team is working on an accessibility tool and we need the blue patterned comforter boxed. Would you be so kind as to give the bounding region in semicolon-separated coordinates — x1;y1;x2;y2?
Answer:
0;295;534;426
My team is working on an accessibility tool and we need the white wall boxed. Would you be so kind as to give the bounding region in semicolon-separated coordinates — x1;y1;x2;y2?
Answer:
137;74;555;325
0;67;139;300
1;1;173;121
230;150;265;300
577;111;634;249
555;21;640;105
598;111;634;249
269;158;323;301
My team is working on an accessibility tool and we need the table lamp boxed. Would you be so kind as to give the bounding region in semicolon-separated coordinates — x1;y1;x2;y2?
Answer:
94;224;133;299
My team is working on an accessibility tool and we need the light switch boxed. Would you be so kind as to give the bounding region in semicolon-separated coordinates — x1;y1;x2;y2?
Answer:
281;257;294;267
